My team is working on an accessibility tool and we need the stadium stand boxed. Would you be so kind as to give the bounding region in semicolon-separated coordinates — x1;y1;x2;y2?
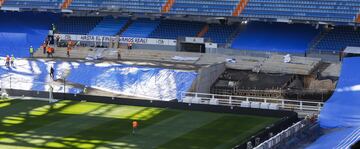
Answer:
68;0;166;13
168;0;238;16
312;26;360;52
88;17;128;36
121;18;160;38
56;16;102;35
203;23;239;44
0;12;58;57
239;0;360;23
2;0;64;9
1;0;360;24
231;21;320;53
148;20;205;39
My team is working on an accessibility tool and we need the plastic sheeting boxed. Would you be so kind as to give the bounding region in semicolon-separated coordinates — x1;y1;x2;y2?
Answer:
307;127;360;149
0;58;81;93
319;57;360;128
307;57;360;149
64;62;197;100
0;59;197;100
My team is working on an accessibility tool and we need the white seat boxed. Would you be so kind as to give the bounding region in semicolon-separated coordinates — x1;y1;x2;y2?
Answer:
250;102;261;108
241;101;250;108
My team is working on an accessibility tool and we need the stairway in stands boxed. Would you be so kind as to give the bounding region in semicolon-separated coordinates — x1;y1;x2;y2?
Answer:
89;17;128;36
226;24;245;46
162;0;175;13
197;24;209;37
232;0;249;16
120;19;160;38
61;0;73;9
308;30;329;52
117;19;133;35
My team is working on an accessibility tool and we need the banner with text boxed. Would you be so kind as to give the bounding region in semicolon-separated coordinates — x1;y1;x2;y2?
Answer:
55;34;177;46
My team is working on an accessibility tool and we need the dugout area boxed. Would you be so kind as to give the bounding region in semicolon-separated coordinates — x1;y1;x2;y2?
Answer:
0;89;298;149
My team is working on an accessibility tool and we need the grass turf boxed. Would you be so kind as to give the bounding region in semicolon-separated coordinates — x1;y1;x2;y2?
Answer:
0;99;278;149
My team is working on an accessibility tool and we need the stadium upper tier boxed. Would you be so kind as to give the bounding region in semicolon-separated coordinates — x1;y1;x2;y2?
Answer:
55;16;360;53
1;0;360;23
240;0;360;23
1;0;64;9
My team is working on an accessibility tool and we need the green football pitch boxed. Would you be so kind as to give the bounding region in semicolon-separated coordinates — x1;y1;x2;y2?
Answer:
0;99;278;149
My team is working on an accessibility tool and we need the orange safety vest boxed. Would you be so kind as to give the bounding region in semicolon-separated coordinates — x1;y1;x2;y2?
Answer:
47;47;52;53
132;121;138;128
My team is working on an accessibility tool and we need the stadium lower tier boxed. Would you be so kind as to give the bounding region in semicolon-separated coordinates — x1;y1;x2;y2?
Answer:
0;99;279;149
0;12;58;57
1;11;359;57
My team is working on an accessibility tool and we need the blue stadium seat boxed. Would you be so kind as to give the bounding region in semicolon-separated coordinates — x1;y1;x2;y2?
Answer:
68;0;166;13
169;0;237;16
0;12;58;57
313;26;360;52
240;0;360;23
121;19;160;38
231;21;320;54
148;20;205;39
204;24;238;44
89;17;128;36
3;0;360;24
56;16;102;35
2;0;64;9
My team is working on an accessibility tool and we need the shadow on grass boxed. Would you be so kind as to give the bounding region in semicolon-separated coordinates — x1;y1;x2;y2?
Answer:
0;99;180;149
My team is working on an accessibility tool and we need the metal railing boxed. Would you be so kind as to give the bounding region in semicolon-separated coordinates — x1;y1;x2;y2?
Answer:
180;92;324;111
253;115;317;149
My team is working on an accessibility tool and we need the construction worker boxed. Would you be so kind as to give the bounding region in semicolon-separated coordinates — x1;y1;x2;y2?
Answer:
83;86;88;94
43;43;47;54
52;23;56;33
50;66;55;80
29;46;34;58
67;46;71;58
132;121;138;134
47;46;53;58
127;41;133;50
5;55;10;67
55;35;60;47
10;55;15;67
